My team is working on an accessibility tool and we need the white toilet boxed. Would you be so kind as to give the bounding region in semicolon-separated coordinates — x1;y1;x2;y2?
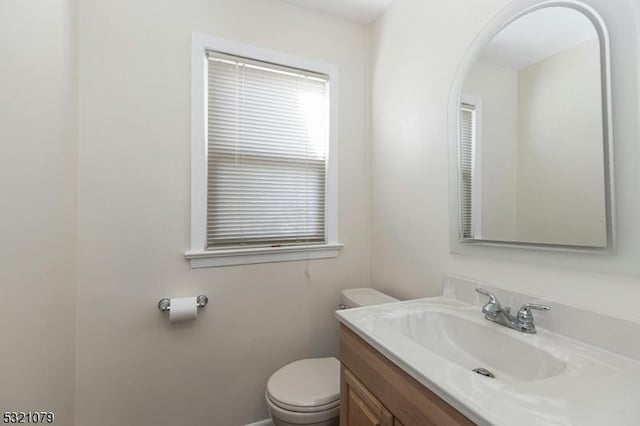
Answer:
265;288;397;426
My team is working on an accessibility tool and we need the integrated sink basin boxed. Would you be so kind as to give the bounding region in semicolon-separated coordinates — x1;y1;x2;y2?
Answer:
369;309;566;382
336;281;640;426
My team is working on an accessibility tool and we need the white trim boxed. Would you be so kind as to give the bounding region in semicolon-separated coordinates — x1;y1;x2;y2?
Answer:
460;95;483;239
191;35;208;253
244;419;273;426
186;244;343;268
189;33;341;267
448;0;615;254
187;243;342;268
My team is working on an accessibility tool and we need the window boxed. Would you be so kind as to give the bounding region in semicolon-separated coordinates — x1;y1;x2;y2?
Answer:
187;34;341;268
459;97;482;239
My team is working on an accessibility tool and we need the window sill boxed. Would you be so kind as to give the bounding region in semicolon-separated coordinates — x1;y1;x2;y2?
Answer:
185;243;344;268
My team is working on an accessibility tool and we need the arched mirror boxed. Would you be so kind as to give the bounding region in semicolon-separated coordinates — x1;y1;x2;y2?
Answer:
451;2;614;251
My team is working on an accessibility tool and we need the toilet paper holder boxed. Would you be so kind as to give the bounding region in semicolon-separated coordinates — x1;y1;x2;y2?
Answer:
157;295;208;312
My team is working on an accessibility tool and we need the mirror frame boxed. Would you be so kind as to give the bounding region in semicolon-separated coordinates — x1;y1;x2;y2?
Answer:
448;0;615;254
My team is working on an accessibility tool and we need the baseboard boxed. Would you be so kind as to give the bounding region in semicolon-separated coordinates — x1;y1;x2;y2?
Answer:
245;419;273;426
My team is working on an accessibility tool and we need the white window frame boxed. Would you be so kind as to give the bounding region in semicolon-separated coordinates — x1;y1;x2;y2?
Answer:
186;33;342;268
460;95;483;239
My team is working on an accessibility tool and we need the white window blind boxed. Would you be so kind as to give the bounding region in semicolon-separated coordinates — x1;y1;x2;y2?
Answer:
206;51;330;249
459;103;475;239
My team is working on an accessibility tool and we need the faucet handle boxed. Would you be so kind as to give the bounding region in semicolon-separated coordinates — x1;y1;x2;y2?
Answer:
519;303;551;313
475;288;502;316
475;287;497;303
516;303;550;329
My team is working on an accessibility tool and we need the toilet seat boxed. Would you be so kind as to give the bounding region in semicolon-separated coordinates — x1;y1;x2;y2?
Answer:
267;357;340;410
266;391;340;424
267;393;340;413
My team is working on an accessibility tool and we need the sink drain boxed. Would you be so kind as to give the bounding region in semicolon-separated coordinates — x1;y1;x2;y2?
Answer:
472;367;495;378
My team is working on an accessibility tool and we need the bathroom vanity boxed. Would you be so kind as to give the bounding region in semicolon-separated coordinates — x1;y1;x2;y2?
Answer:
336;275;640;426
340;325;472;425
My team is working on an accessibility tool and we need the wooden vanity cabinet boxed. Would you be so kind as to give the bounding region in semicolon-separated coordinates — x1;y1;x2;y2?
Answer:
339;325;474;426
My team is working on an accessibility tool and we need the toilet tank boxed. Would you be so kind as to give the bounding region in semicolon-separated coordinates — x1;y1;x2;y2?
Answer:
340;288;397;309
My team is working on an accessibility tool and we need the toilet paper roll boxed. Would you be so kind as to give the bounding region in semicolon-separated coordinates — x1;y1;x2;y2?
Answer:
169;297;198;322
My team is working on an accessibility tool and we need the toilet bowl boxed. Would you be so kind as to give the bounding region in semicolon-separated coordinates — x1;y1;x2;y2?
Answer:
266;358;340;426
265;288;397;426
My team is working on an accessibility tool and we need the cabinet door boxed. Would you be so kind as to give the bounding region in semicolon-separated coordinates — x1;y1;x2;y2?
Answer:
341;366;393;426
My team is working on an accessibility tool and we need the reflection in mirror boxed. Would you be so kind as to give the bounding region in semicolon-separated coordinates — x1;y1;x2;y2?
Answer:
459;6;610;248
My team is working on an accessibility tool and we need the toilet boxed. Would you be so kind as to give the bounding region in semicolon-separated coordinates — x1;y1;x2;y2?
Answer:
265;288;397;426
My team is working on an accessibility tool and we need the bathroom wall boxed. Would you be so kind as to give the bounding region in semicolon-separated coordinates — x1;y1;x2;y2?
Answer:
517;38;606;246
75;0;369;425
370;0;640;320
0;0;77;424
462;60;519;240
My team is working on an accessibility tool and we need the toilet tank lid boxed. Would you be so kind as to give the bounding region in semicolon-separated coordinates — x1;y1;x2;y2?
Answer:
267;357;340;409
341;288;397;308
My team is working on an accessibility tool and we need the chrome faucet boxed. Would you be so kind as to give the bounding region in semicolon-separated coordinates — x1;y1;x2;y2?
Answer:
475;288;550;334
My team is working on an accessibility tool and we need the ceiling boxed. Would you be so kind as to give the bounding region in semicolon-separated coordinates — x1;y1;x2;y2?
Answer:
283;0;395;24
479;7;598;70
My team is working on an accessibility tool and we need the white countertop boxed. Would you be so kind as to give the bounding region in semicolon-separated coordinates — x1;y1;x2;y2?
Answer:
336;294;640;426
